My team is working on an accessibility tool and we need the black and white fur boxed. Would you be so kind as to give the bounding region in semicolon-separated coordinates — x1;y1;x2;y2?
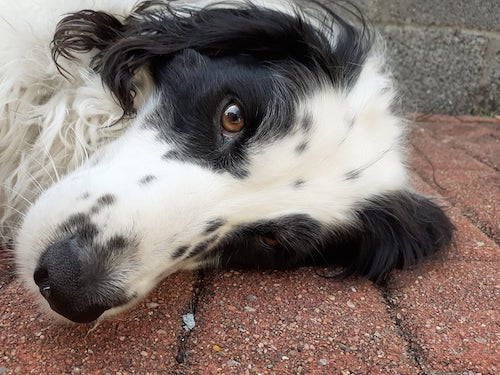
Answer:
0;0;453;323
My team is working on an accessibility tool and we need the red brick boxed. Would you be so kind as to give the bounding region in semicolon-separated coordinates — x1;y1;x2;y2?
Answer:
184;269;420;375
409;123;499;243
0;248;15;289
0;272;197;374
410;173;500;262
389;262;499;374
418;120;500;171
408;113;500;125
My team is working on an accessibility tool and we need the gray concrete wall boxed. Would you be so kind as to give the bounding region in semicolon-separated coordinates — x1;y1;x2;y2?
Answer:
356;0;500;115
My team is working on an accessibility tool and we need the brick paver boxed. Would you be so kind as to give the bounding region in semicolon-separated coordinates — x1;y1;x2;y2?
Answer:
1;116;499;374
410;117;499;243
389;263;499;375
1;273;197;374
184;270;419;375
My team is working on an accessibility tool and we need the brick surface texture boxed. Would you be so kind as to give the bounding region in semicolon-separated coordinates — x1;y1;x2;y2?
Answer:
1;115;499;374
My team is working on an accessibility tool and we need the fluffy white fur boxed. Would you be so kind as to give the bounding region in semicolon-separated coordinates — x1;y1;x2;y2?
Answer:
0;0;137;242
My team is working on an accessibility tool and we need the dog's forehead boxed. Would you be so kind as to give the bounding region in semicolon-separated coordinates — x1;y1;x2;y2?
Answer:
153;51;281;114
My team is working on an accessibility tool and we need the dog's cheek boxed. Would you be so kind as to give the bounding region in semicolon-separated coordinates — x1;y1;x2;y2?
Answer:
208;214;326;269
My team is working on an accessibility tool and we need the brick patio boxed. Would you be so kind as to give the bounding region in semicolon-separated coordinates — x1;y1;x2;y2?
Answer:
1;115;499;375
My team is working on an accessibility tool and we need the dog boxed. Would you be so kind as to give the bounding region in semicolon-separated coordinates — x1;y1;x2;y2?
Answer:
0;0;454;323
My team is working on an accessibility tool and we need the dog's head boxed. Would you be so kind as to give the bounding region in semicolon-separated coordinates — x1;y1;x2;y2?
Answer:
15;0;453;323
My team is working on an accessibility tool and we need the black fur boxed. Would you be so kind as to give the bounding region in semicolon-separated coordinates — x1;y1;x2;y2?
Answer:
138;175;157;185
149;49;284;178
52;0;371;115
212;191;454;282
331;191;455;282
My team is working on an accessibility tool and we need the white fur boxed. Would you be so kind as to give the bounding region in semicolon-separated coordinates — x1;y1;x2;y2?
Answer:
0;0;138;242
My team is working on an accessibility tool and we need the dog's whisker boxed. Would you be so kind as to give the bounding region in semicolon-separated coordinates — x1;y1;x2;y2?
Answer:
1;184;35;208
42;148;61;184
2;205;26;219
21;150;58;186
23;170;47;195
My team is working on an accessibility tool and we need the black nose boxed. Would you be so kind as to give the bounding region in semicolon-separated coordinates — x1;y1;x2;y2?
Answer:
33;237;118;323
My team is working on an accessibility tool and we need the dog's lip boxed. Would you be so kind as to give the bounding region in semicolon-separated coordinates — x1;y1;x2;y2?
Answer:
58;297;135;324
48;301;111;324
71;309;107;324
44;288;134;324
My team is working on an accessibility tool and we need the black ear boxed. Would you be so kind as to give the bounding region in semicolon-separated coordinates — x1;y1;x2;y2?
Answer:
328;191;455;282
52;1;370;116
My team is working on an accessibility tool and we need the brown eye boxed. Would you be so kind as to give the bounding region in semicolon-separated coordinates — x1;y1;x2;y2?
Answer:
221;102;245;136
262;235;281;248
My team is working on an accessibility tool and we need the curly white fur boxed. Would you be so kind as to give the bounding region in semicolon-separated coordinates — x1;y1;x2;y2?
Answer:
0;0;137;243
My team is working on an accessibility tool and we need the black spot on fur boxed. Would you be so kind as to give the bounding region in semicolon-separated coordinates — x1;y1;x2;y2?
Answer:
345;169;362;180
90;194;116;215
79;192;90;200
97;194;115;206
293;179;305;189
138;175;157;185
171;245;189;259
162;150;183;162
295;141;309;154
204;219;226;234
188;242;208;259
62;213;90;229
105;235;128;251
301;113;313;133
188;236;219;259
59;213;98;243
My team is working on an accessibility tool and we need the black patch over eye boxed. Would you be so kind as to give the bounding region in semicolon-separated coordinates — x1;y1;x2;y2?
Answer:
221;101;245;136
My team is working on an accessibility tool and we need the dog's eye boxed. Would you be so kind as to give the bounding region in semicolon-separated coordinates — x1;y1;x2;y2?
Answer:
221;102;245;136
261;235;281;248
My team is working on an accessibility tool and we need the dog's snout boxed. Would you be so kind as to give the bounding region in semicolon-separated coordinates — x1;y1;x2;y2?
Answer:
33;238;114;323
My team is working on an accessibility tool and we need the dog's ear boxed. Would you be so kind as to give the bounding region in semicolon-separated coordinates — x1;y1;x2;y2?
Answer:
52;1;370;116
328;191;455;282
52;9;136;114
